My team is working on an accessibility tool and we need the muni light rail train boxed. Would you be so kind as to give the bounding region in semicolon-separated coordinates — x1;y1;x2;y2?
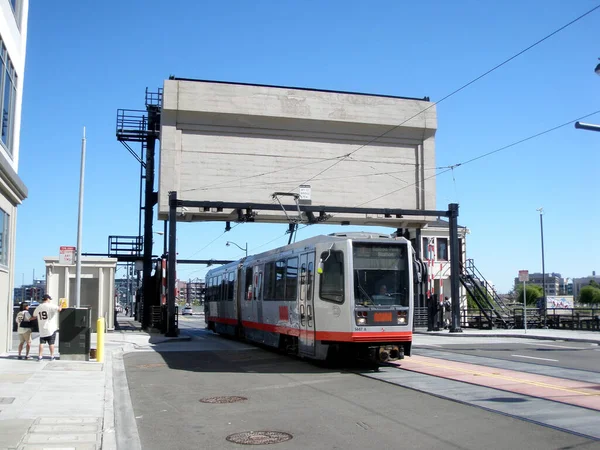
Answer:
204;232;415;363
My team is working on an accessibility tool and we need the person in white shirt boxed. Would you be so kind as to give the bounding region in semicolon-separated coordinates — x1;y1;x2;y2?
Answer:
15;302;33;359
33;294;62;361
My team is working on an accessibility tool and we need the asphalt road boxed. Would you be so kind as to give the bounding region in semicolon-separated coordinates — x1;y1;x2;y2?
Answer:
123;316;599;449
414;338;600;373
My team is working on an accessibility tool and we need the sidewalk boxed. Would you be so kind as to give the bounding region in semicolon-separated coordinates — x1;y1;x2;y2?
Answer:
0;314;183;450
1;315;598;449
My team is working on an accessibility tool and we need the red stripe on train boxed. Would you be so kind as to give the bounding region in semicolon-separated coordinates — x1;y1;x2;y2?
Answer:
208;317;412;343
207;316;238;326
240;320;411;343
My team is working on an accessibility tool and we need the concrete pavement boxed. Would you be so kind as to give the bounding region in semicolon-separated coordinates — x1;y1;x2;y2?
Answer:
0;314;598;449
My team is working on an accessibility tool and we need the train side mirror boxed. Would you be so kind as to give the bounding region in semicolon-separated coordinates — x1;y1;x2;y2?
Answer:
317;259;324;274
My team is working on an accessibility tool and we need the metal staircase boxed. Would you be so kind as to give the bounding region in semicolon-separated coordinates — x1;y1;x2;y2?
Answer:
459;259;513;329
115;88;162;330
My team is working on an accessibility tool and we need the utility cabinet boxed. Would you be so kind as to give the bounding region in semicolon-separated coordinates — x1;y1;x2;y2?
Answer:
59;308;92;361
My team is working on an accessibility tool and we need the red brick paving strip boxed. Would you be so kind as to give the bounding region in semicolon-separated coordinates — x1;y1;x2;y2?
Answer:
393;355;600;411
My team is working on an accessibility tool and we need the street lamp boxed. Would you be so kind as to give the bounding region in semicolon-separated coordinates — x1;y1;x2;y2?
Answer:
537;207;546;321
226;241;248;257
574;60;600;131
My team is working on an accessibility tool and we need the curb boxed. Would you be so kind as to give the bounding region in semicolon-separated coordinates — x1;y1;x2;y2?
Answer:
414;331;600;344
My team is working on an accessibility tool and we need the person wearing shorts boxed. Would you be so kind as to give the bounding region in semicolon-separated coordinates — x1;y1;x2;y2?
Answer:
16;302;33;359
33;294;62;361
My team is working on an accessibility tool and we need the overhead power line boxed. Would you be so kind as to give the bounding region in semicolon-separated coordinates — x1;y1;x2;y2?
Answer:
290;3;600;191
293;108;600;228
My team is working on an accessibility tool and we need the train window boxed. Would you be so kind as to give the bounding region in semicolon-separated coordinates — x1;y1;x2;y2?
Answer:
264;262;276;300
319;250;344;303
285;257;298;301
275;260;286;299
307;261;314;301
217;275;223;301
228;272;235;301
245;267;253;300
353;244;409;307
211;276;216;301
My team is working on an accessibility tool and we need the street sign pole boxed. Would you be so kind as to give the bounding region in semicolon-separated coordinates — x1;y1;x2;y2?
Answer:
519;270;529;333
523;280;527;333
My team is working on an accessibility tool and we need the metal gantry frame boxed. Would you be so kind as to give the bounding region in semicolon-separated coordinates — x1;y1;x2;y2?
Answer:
165;192;463;337
116;88;162;330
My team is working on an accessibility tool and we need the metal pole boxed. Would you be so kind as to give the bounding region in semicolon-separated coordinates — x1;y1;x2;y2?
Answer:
141;135;156;329
523;280;527;333
448;203;462;332
540;210;546;313
166;191;178;337
75;127;86;308
163;220;168;256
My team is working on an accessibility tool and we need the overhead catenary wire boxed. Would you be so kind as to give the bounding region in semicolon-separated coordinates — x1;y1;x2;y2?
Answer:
177;106;600;277
293;108;600;230
287;3;600;193
170;4;600;203
180;106;600;273
181;221;243;260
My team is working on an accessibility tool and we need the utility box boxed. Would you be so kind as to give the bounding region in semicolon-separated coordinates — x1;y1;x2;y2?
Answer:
59;308;91;361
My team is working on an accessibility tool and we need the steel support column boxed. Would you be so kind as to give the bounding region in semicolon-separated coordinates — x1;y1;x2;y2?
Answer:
415;227;423;308
141;136;156;330
166;191;179;337
448;203;462;332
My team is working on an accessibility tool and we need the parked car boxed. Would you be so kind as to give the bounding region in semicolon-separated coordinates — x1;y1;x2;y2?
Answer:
182;306;194;316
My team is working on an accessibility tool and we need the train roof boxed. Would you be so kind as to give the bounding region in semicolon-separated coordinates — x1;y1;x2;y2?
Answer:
206;232;410;276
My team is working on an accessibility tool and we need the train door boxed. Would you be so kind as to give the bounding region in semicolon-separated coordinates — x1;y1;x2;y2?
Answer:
299;252;316;356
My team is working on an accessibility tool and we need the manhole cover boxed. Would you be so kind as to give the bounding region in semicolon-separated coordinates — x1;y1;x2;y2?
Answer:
200;396;247;404
226;431;293;445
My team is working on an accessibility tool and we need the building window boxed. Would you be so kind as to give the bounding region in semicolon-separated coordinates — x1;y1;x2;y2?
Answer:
0;208;9;266
437;238;448;261
0;39;16;156
9;0;20;25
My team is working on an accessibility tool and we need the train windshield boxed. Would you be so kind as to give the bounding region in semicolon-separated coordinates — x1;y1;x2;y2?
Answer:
353;243;409;307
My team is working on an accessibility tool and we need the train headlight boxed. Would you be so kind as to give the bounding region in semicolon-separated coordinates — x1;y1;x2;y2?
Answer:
357;317;367;325
397;311;407;324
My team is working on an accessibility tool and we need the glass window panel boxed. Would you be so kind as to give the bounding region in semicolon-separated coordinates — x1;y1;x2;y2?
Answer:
2;65;12;150
274;260;285;299
319;251;344;303
437;238;448;261
285;257;298;301
0;209;5;266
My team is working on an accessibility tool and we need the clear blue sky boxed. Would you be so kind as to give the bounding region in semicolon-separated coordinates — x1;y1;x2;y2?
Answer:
16;0;599;293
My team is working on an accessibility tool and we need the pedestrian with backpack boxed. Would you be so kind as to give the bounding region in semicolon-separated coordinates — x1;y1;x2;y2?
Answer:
15;302;33;359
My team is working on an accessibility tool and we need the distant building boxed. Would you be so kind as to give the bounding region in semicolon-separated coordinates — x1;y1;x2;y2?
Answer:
177;278;205;304
401;219;469;308
114;277;135;307
513;272;562;296
559;279;573;296
573;272;600;300
0;0;29;356
13;278;45;304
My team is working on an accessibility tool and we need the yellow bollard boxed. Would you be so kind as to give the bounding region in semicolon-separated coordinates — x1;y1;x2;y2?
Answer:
96;317;105;363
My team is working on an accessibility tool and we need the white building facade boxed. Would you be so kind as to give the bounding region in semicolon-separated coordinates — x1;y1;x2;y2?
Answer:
0;0;28;355
404;219;469;308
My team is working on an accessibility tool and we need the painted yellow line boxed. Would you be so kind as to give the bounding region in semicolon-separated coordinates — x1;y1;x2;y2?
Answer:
404;359;600;397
